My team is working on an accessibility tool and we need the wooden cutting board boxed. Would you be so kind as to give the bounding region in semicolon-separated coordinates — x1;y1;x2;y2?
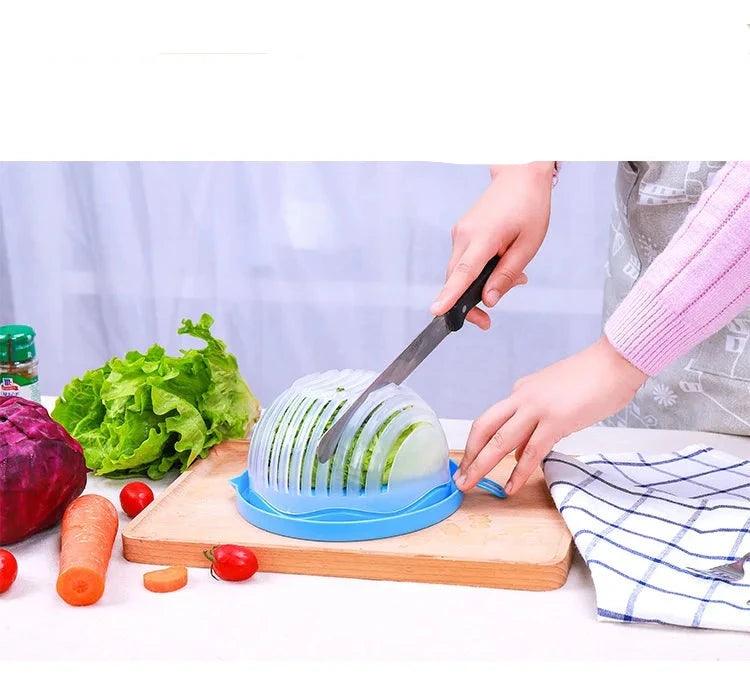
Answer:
122;440;573;590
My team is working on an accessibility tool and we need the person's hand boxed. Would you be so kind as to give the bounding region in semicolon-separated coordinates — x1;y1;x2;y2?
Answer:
430;162;555;329
453;336;647;495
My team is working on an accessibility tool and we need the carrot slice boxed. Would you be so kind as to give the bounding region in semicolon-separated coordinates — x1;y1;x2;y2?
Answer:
143;565;188;593
56;494;118;607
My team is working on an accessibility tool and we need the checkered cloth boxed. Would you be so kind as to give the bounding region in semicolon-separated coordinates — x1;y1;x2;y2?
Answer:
543;445;750;632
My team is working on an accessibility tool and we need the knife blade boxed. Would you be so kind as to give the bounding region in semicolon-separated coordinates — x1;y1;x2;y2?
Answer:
315;254;500;463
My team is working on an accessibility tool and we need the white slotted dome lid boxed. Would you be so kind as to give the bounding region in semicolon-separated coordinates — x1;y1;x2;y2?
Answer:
247;369;451;514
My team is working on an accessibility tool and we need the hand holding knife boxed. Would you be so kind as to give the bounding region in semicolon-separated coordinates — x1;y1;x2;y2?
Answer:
316;255;500;463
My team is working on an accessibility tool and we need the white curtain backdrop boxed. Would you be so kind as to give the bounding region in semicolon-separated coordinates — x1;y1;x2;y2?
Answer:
0;162;615;419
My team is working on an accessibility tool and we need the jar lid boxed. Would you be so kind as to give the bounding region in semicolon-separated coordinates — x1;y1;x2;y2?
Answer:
0;325;36;363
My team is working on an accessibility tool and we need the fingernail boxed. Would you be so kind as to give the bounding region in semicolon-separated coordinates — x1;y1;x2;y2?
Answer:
485;289;500;306
430;301;442;314
453;470;467;488
505;481;514;495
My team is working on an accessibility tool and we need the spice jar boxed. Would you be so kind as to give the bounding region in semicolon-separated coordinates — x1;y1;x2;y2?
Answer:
0;324;40;403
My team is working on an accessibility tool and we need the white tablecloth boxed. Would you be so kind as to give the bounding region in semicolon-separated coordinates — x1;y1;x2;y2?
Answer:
3;399;750;660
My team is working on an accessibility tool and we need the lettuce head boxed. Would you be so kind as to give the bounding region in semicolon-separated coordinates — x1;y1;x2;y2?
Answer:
52;314;259;479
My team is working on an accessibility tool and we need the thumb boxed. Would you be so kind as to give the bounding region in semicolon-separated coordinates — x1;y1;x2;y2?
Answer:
430;242;494;316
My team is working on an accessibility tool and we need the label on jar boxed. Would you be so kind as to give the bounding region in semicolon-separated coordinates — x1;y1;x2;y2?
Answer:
0;373;41;403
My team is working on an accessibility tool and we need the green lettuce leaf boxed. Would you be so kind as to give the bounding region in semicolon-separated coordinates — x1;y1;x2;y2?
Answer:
52;314;259;479
382;421;426;486
178;314;259;445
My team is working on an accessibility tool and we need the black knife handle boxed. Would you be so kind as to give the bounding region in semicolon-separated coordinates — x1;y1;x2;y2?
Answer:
444;254;501;332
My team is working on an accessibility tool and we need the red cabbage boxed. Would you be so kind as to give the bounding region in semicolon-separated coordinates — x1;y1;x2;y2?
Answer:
0;397;87;545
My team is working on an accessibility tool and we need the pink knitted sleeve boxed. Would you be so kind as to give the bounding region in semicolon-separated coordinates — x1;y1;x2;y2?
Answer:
605;161;750;376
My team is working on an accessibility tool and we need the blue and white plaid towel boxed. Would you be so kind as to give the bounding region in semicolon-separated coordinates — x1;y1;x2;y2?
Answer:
543;445;750;632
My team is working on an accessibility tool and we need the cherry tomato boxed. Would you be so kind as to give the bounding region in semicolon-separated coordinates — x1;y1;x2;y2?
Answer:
119;482;155;518
204;544;258;582
0;549;18;594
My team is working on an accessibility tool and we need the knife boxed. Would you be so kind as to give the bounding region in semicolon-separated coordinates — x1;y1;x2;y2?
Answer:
315;254;501;463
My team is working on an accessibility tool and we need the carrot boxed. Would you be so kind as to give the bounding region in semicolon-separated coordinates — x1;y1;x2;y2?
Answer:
56;494;118;607
143;565;188;593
